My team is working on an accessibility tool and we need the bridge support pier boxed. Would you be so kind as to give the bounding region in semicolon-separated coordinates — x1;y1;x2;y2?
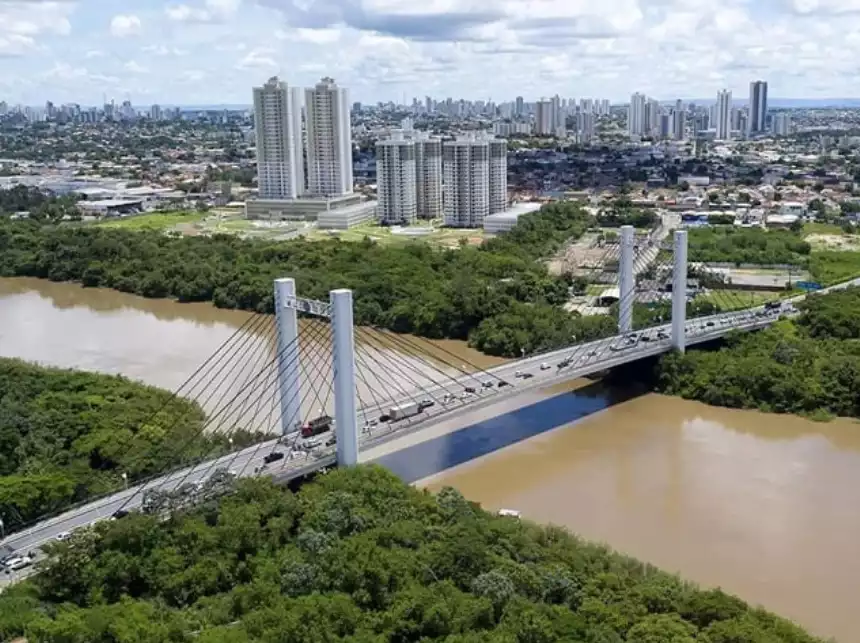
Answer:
672;230;688;352
331;289;359;467
275;278;302;435
619;225;635;334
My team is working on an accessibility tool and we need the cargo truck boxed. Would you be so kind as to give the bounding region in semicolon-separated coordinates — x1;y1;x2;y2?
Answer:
389;401;421;421
300;414;333;437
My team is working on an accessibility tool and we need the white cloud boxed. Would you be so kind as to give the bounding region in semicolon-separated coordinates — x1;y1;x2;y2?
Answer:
84;49;104;59
236;47;279;70
166;0;241;23
109;14;141;37
142;44;187;56
0;33;36;57
124;60;149;74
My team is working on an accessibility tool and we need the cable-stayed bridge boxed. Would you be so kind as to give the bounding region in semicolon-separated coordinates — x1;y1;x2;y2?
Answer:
1;228;854;579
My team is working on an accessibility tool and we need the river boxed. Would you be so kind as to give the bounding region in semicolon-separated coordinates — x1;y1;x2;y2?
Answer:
1;277;859;640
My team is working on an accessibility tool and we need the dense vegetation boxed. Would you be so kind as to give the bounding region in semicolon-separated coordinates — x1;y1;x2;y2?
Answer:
687;227;811;266
656;287;860;418
0;203;593;357
0;358;243;530
0;466;821;643
0;185;80;222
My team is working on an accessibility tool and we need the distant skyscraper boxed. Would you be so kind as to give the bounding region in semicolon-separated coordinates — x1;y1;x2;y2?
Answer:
672;100;686;140
715;89;732;140
305;77;353;197
628;92;646;137
376;132;417;225
515;95;524;116
577;111;595;144
253;76;305;200
749;80;768;135
772;112;792;136
535;99;554;135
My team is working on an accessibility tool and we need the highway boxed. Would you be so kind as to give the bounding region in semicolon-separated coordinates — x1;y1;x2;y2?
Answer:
2;276;856;584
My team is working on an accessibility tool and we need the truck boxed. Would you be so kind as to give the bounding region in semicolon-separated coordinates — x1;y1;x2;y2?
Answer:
300;415;333;438
388;401;421;421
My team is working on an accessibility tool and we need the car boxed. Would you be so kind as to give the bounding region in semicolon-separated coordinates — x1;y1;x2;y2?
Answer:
419;399;435;410
55;531;71;542
111;509;130;520
588;350;598;357
263;451;285;464
464;386;476;394
540;363;551;370
641;334;652;342
5;556;32;572
706;321;715;327
514;370;524;378
657;331;669;340
325;435;337;447
497;380;510;388
379;414;391;422
302;437;322;449
482;381;494;389
521;372;534;379
557;359;571;369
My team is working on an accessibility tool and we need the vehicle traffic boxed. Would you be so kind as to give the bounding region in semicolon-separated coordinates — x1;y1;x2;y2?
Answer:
300;415;333;438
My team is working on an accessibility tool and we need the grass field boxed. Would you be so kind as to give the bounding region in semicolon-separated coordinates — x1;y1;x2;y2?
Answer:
303;221;486;248
804;222;845;236
696;289;783;311
95;211;206;231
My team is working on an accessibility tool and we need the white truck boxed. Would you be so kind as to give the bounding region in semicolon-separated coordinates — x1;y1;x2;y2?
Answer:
389;401;421;421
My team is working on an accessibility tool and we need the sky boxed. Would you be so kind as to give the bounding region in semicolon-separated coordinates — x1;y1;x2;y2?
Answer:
0;0;858;106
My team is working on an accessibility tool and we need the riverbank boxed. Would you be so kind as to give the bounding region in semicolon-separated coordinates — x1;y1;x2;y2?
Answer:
650;286;860;421
0;205;592;357
421;392;860;642
0;356;240;531
0;466;825;642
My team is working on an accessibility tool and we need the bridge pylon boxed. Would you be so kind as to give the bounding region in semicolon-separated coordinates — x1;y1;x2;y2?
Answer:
671;230;688;352
274;279;359;467
274;278;302;435
619;225;635;333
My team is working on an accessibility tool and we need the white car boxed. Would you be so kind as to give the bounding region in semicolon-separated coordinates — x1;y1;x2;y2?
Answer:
5;556;32;572
540;363;551;371
55;531;71;542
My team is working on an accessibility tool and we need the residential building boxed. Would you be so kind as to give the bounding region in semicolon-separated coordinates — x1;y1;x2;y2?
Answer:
672;100;686;140
748;80;768;134
628;92;646;137
305;77;353;197
577;111;595;144
488;137;508;215
715;89;732;140
443;135;491;228
376;131;417;225
535;99;554;135
414;134;443;220
773;113;792;136
253;76;305;200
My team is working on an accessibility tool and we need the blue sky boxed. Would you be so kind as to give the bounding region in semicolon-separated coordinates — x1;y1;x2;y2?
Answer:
0;0;858;106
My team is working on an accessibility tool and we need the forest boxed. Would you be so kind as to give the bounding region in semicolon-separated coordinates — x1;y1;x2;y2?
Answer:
656;287;860;419
0;202;592;357
0;466;821;643
0;185;80;222
0;358;247;530
686;227;812;266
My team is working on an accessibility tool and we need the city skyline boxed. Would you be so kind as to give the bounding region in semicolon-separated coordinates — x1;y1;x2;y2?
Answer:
2;0;860;105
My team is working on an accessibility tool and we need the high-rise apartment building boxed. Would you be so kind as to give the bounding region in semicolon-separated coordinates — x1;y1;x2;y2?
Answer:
253;76;305;200
715;89;732;140
376;132;417;225
672;100;686;140
772;113;791;136
628;92;646;137
535;99;554;135
749;80;768;135
577;111;595;144
305;77;353;197
443;135;490;228
414;134;443;220
488;137;508;215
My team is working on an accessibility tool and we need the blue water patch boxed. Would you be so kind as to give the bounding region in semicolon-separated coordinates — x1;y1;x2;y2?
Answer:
371;387;614;483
